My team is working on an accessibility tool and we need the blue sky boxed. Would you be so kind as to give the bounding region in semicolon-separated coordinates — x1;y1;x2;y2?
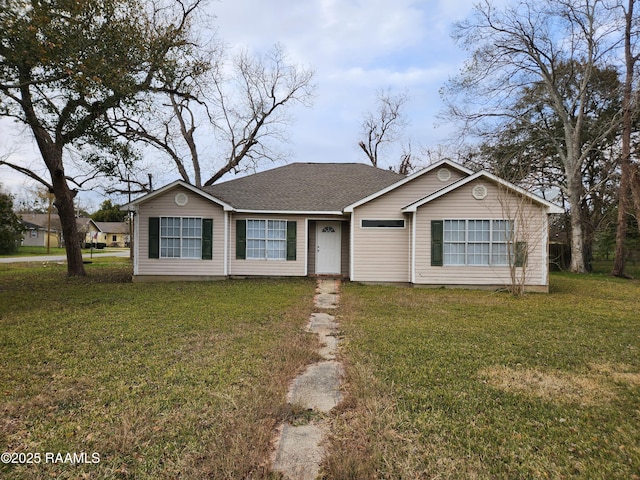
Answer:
1;0;479;209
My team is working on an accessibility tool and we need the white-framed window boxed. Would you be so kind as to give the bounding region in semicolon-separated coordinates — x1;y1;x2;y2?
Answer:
160;217;202;259
443;219;513;266
247;219;287;260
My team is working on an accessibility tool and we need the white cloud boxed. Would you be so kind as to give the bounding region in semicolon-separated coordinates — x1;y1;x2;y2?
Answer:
1;0;478;207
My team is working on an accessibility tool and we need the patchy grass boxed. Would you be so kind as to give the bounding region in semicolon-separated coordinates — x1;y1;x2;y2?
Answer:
0;259;319;479
0;246;127;258
324;273;640;479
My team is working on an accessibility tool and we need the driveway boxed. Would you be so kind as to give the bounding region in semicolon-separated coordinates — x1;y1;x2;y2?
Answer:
0;250;131;263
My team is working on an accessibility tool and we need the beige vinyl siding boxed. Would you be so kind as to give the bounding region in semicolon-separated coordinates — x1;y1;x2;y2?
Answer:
352;168;462;282
414;180;549;287
136;186;225;277
229;213;307;277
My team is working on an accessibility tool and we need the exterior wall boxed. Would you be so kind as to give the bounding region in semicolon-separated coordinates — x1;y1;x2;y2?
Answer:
351;168;464;282
413;179;549;288
135;186;226;277
229;213;307;276
22;229;61;248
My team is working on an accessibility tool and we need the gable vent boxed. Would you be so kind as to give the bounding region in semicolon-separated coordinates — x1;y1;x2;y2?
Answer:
472;185;488;200
437;168;451;182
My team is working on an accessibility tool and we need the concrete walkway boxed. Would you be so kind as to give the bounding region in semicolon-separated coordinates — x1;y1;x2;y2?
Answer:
272;279;343;480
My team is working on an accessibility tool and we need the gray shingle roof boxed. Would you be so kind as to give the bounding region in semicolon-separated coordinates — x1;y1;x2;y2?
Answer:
202;163;405;212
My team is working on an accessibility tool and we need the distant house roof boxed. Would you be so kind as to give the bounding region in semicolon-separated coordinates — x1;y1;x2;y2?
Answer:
19;213;62;231
202;163;405;212
94;221;129;234
19;214;99;233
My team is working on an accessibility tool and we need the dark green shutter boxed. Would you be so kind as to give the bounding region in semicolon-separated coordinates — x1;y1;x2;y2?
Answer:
236;219;246;259
431;220;443;266
149;217;160;259
515;241;527;267
286;221;297;261
202;219;213;260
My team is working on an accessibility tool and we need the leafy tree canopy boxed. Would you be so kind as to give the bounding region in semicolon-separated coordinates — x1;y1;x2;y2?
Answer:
0;190;25;254
91;199;126;222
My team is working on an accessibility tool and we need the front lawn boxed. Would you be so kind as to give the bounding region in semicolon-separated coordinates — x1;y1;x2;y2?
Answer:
324;273;640;478
2;259;638;479
0;259;319;479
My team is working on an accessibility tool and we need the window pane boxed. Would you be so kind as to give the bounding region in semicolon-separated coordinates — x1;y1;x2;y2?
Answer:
267;239;286;259
468;242;490;265
267;220;286;239
247;220;265;239
444;243;465;265
444;220;465;242
182;238;201;258
492;243;509;265
161;238;180;258
468;220;490;241
362;219;405;228
492;220;513;242
247;239;265;259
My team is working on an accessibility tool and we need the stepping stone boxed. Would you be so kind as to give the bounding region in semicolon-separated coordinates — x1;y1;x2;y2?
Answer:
315;293;337;309
316;279;338;295
287;361;343;413
272;423;325;480
319;335;338;360
308;312;337;333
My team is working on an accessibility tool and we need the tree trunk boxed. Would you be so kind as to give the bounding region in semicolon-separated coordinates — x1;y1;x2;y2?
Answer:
52;173;86;277
612;0;636;279
612;172;631;277
36;140;86;276
565;154;587;274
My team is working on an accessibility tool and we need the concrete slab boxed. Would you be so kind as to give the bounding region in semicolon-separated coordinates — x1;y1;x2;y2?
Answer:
287;361;343;413
316;279;339;295
308;312;337;333
272;423;325;480
319;335;338;360
315;293;337;309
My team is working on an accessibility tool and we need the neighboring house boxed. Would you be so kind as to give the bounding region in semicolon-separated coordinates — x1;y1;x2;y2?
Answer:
20;213;63;248
20;214;105;248
87;221;130;247
123;160;563;291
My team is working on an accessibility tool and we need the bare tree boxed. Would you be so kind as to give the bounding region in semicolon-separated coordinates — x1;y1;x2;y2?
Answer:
111;44;315;189
612;0;640;278
358;90;409;169
494;183;547;296
445;0;624;273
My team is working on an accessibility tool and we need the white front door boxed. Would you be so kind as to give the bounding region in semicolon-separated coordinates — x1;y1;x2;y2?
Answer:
316;221;341;274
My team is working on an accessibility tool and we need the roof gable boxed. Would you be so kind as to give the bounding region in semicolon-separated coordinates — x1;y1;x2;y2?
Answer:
122;180;234;211
344;159;473;212
402;170;564;213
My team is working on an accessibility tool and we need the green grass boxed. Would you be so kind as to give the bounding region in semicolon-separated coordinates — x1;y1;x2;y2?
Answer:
0;259;319;479
0;246;128;257
324;273;640;479
2;259;639;479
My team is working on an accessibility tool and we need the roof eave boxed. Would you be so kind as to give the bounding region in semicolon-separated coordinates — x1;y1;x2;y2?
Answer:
234;209;346;216
120;180;234;211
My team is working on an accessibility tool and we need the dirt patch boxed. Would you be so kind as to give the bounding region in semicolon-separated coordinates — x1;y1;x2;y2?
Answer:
478;363;640;406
